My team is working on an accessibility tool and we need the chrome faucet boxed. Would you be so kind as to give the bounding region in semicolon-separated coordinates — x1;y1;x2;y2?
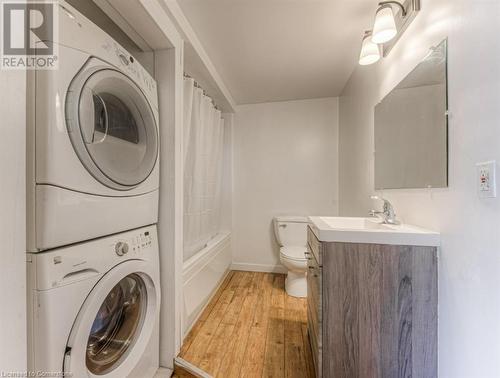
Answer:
369;195;400;225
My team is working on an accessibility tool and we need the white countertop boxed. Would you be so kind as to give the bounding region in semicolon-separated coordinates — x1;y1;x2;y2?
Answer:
308;216;440;247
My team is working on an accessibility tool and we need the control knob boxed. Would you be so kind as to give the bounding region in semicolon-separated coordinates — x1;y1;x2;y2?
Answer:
115;242;129;256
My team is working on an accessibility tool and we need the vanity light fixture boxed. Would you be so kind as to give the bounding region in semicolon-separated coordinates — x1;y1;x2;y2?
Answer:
372;3;400;44
359;31;381;66
359;0;421;65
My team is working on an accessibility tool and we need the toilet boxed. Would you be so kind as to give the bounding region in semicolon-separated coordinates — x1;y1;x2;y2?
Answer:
273;216;309;298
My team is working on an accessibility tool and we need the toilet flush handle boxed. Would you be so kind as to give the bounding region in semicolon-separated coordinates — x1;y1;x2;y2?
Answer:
279;224;287;228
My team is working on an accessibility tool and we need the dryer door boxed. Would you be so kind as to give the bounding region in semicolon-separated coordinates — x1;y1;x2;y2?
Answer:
66;65;158;190
63;260;159;377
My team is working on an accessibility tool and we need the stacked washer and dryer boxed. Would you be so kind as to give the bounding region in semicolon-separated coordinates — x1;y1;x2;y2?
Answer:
27;2;162;377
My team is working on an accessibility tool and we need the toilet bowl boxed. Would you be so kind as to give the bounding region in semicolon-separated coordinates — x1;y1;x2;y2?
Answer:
280;246;308;297
273;216;309;298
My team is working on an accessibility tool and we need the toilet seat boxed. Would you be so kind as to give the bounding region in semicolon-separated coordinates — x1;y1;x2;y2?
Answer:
280;246;308;261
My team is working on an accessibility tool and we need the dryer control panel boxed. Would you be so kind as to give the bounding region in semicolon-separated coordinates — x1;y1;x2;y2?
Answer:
111;41;157;96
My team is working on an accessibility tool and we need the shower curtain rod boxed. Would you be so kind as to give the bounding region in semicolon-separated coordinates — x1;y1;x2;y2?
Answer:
183;73;220;111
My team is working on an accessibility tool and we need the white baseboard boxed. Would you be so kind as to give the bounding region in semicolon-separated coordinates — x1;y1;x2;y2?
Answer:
231;262;287;274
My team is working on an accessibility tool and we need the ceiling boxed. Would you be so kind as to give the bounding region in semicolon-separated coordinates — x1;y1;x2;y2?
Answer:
177;0;378;105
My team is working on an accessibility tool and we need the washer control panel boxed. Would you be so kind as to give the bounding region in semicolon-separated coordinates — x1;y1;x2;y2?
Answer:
132;230;153;251
28;225;157;291
114;229;154;257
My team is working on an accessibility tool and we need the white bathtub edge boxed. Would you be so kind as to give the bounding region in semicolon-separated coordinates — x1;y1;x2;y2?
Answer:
182;232;232;336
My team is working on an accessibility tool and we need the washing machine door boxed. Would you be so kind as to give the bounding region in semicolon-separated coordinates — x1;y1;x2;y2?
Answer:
64;260;159;377
66;63;158;190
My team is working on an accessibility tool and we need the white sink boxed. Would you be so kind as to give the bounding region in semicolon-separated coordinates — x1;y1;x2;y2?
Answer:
308;216;440;246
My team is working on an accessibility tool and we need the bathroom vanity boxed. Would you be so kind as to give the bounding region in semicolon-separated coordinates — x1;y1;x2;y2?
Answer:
306;217;439;378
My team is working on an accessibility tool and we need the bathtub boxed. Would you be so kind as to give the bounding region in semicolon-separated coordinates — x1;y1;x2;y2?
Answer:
182;232;232;334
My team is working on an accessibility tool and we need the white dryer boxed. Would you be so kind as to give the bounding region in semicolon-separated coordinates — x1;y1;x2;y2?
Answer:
27;225;160;378
28;1;160;251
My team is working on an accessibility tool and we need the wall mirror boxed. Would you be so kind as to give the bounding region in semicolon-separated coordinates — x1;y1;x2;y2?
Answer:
374;39;448;190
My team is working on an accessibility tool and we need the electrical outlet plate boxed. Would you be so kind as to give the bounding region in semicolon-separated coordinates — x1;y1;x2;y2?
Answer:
476;160;497;198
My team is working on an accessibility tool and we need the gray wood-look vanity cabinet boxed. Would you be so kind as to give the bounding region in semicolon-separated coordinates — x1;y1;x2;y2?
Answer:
306;226;438;378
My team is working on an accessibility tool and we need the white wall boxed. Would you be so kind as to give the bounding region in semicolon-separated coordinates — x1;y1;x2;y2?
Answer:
0;71;27;372
339;1;500;377
233;98;339;271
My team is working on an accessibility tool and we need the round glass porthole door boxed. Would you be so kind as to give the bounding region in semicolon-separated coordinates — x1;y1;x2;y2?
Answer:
86;274;147;375
66;66;158;190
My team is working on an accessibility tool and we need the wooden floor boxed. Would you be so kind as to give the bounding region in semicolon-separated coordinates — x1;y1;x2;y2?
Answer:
174;271;315;378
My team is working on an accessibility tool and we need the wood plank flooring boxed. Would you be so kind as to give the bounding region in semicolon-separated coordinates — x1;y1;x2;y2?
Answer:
175;271;315;378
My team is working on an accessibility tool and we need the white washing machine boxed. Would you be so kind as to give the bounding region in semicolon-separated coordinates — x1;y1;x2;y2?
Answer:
27;225;160;378
27;1;160;251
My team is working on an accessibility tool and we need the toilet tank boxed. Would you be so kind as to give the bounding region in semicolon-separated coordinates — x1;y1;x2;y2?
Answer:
273;216;309;247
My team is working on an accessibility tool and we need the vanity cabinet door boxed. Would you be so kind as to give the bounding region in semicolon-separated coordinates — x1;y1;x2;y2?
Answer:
321;242;438;378
307;226;322;265
307;231;322;378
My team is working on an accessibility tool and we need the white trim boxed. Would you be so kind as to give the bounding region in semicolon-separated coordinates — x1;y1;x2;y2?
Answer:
154;367;173;378
139;0;183;48
173;44;185;356
174;357;213;378
155;46;184;369
112;1;185;368
231;262;287;274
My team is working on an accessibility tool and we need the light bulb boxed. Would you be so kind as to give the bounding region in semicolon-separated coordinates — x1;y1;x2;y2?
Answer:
359;33;381;66
372;6;397;44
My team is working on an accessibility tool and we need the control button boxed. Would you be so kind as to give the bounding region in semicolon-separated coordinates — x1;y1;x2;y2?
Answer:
118;53;129;66
115;242;129;256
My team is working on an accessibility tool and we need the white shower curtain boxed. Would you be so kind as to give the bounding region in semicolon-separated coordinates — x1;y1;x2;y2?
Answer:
183;77;225;261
